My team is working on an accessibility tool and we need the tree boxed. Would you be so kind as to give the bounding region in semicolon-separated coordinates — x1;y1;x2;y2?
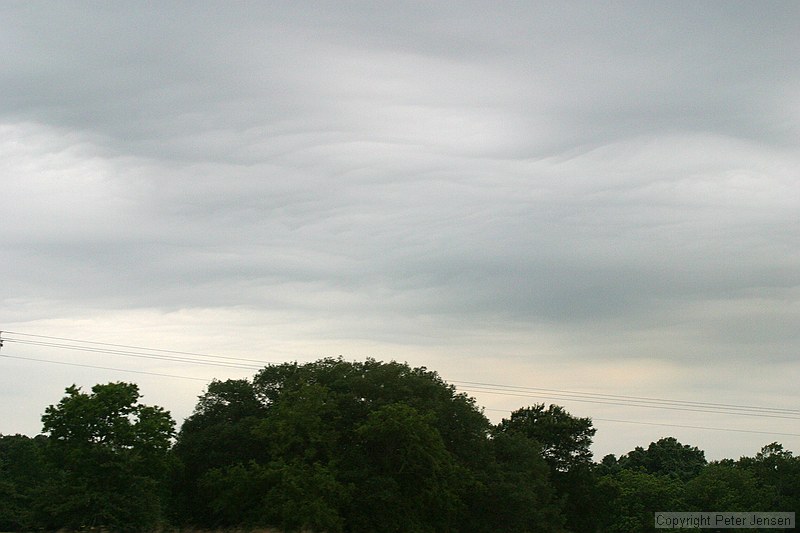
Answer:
38;382;175;531
0;434;50;531
685;460;773;512
738;443;800;512
345;403;464;532
494;404;598;532
494;404;595;473
597;453;622;476
170;378;267;525
597;469;685;533
617;437;706;481
192;378;348;531
467;431;565;533
173;358;565;532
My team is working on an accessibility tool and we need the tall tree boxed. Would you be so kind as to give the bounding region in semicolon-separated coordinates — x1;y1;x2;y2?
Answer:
173;358;564;532
494;404;598;532
39;382;175;531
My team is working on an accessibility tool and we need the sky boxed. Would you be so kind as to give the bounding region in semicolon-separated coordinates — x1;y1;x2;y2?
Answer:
1;1;799;461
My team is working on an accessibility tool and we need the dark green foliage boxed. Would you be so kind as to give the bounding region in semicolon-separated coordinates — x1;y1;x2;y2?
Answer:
200;459;347;532
169;378;268;525
344;403;468;532
617;436;707;481
0;434;50;531
4;360;799;533
738;443;800;513
597;469;685;533
38;382;175;532
466;431;566;533
594;439;800;533
173;358;563;532
494;404;598;532
495;404;596;473
685;460;774;512
597;453;621;476
595;437;705;533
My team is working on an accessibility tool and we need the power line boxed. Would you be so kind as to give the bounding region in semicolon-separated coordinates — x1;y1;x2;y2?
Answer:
482;408;800;438
6;350;798;441
3;337;263;371
591;417;800;438
0;353;211;382
451;379;800;415
5;330;799;419
3;329;799;440
454;385;800;421
2;330;275;367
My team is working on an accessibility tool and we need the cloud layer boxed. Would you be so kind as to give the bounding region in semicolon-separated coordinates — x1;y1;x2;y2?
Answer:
2;2;799;459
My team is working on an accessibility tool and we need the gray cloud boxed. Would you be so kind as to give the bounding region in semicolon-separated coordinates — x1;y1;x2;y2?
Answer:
1;2;798;458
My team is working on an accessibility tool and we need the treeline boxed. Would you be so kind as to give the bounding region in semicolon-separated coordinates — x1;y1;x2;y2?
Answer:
1;357;797;532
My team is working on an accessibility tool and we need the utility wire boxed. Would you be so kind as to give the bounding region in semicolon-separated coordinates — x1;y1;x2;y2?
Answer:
8;349;795;442
4;330;799;418
0;353;211;382
482;408;800;438
451;379;800;415
3;338;263;370
6;350;799;440
590;417;800;439
3;329;800;434
2;331;274;367
456;386;800;421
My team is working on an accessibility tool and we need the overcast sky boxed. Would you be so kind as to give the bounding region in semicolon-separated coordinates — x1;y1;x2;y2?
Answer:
1;1;799;460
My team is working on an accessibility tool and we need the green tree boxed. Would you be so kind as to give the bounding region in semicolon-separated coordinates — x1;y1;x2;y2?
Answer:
466;431;565;532
170;378;267;525
194;379;348;531
200;459;347;532
598;469;685;533
597;453;621;476
618;437;706;481
494;404;598;532
0;434;50;531
738;443;800;513
173;358;565;532
252;358;493;533
344;403;463;532
685;460;774;512
495;404;595;473
38;382;175;531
